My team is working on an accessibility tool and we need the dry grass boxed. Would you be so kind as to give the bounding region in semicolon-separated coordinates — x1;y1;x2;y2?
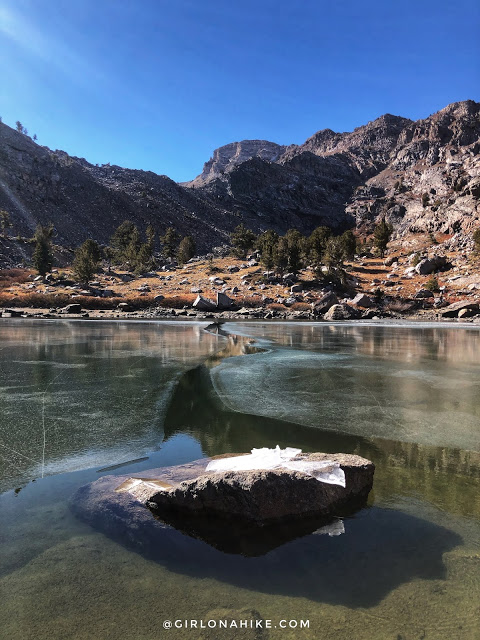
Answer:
0;269;31;290
0;291;198;311
290;302;312;311
157;294;196;309
237;295;264;308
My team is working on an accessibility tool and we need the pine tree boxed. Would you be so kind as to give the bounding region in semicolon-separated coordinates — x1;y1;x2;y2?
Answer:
256;230;279;272
73;239;101;284
177;236;196;265
32;224;54;276
308;226;331;274
161;227;179;260
109;221;137;264
273;236;289;276
373;217;393;258
284;229;305;273
339;230;356;260
230;224;256;259
323;237;344;273
0;210;11;237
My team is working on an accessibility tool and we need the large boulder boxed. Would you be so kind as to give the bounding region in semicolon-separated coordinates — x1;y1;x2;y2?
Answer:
324;303;360;320
351;293;374;308
414;289;435;299
193;295;216;311
61;303;82;314
312;291;338;315
216;291;234;310
71;453;374;545
415;255;450;275
145;452;374;525
440;300;480;318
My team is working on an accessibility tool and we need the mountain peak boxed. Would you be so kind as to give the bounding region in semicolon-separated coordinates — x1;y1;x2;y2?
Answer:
186;139;287;187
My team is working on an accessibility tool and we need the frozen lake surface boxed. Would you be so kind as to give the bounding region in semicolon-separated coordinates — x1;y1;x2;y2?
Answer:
1;319;479;640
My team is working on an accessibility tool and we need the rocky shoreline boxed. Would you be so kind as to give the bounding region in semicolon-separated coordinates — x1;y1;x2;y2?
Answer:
2;302;480;323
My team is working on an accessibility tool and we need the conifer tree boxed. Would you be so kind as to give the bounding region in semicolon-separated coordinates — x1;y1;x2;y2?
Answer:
32;224;54;276
73;239;101;283
256;230;279;272
177;236;196;264
161;227;179;260
230;224;257;259
373;217;393;258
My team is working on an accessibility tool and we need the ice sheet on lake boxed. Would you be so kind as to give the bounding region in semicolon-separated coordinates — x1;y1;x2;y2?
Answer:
205;445;346;487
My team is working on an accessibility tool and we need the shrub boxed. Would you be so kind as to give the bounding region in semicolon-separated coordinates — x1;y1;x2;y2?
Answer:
473;227;480;253
157;294;196;309
425;275;440;292
373;288;384;304
237;295;262;308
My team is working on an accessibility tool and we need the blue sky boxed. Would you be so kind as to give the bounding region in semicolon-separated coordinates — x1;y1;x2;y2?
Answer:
1;0;479;182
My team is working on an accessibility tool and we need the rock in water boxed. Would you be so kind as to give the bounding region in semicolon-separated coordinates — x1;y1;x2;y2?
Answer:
145;452;373;524
72;451;374;532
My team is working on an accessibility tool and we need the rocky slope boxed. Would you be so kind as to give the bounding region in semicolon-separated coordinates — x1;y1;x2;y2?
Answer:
0;100;479;267
188;100;480;240
0;123;246;255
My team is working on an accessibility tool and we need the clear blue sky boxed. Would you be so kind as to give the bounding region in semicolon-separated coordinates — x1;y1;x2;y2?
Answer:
1;0;479;182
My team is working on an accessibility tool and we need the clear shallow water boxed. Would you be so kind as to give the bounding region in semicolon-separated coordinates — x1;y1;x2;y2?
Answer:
1;320;480;640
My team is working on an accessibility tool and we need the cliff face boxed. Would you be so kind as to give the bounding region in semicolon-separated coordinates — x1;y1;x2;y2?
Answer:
0;100;479;267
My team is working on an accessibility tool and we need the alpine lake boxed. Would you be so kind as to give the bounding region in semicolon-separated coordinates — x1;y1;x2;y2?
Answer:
0;319;479;640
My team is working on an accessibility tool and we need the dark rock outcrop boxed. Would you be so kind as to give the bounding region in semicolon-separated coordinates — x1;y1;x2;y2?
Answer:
312;291;339;315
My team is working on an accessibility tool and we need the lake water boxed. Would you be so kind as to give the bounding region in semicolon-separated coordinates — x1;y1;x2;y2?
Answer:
1;319;479;639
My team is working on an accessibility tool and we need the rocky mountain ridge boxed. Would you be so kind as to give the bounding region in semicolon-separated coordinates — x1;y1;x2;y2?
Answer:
188;100;480;241
0;100;479;268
